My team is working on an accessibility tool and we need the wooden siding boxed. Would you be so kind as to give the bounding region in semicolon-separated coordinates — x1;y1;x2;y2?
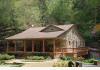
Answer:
58;26;85;48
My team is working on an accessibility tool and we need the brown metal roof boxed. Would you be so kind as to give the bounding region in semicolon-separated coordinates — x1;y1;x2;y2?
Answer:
6;24;74;40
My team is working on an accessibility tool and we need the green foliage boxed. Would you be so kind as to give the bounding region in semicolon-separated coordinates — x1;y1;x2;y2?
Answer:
0;0;22;40
26;56;45;60
83;59;96;63
0;60;5;65
45;56;52;60
0;0;99;44
53;60;68;67
0;54;15;60
0;63;23;67
74;57;85;61
60;56;73;61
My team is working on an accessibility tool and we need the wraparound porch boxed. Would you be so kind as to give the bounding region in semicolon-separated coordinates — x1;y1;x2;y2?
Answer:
6;39;89;58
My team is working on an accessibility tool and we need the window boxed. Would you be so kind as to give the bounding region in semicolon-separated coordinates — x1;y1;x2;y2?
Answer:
72;30;75;34
69;41;71;45
76;41;77;48
72;41;74;48
40;25;63;32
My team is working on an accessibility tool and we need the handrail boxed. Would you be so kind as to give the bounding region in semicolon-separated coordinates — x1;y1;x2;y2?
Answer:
55;47;88;53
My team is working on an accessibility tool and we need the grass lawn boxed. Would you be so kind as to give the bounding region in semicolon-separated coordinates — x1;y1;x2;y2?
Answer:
82;62;94;65
22;59;45;62
0;63;23;67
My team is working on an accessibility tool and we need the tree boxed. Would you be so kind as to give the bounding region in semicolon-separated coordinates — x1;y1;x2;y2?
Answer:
0;0;21;40
0;0;100;45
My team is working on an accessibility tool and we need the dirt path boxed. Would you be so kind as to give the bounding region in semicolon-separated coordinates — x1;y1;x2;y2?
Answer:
22;62;54;67
6;59;60;67
22;59;59;67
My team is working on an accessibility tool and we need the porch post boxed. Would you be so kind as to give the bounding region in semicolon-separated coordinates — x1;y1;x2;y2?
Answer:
73;48;74;53
74;53;77;58
32;40;34;53
7;41;9;53
24;40;26;53
43;39;45;52
14;41;16;52
53;39;56;58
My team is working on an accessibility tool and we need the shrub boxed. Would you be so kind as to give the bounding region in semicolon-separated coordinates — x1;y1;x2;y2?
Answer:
53;60;68;67
0;54;15;60
83;59;95;63
60;56;73;61
26;56;45;60
74;57;85;61
0;60;5;65
46;56;52;60
68;61;74;67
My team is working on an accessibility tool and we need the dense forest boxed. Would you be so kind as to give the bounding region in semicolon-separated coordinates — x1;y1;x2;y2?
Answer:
0;0;100;47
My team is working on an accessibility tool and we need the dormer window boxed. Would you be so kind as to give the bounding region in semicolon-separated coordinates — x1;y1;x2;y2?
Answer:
40;25;63;32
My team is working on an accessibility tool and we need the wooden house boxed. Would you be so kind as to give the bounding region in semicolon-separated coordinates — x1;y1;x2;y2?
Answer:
6;24;89;58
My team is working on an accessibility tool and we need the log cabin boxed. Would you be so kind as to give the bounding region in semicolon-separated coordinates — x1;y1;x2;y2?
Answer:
6;24;89;58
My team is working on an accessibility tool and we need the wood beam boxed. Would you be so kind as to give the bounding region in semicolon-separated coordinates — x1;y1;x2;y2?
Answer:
32;40;34;53
53;40;56;57
62;48;64;56
24;40;26;53
73;48;74;53
14;41;16;52
7;41;9;53
74;53;77;58
43;39;45;52
76;41;77;48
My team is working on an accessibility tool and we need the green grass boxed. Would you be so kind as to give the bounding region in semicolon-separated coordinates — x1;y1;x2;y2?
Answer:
22;59;44;62
82;62;94;65
26;56;45;60
0;63;23;67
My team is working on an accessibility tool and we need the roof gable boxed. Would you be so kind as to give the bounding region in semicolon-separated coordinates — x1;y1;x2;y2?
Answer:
6;24;74;40
40;25;63;32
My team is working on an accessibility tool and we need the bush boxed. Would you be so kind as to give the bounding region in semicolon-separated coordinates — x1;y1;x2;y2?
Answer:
68;61;74;67
0;54;15;60
74;57;85;61
26;56;45;60
0;60;5;64
46;56;52;60
83;59;95;63
53;60;68;67
60;56;73;61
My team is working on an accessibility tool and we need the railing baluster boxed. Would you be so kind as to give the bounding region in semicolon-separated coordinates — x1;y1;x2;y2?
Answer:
55;47;88;54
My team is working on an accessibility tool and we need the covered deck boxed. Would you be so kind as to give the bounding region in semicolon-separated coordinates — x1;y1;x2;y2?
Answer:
6;39;88;58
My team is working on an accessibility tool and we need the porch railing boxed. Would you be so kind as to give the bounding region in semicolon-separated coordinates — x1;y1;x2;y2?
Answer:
55;47;89;53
